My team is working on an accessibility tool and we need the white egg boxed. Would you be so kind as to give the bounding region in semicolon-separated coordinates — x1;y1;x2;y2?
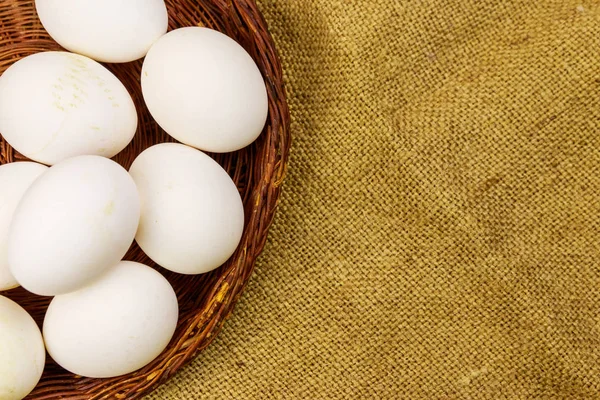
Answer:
43;261;178;378
0;296;45;400
129;143;244;274
36;0;168;63
141;27;268;153
8;155;140;296
0;162;48;291
0;52;137;165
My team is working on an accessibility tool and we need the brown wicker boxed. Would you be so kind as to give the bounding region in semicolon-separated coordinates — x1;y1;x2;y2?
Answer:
0;1;290;398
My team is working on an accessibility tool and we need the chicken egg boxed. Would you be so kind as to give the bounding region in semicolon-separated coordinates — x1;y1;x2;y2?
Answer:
36;0;168;63
8;155;140;296
43;261;178;378
0;295;45;400
0;52;137;165
141;27;268;153
129;143;244;274
0;162;48;291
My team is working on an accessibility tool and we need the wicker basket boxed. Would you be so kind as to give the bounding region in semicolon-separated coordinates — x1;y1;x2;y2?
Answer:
0;1;290;398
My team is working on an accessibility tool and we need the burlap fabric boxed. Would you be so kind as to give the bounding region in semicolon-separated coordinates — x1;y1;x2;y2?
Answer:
147;1;600;398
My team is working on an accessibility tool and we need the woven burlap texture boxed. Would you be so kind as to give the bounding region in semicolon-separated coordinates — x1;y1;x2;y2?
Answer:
147;1;600;398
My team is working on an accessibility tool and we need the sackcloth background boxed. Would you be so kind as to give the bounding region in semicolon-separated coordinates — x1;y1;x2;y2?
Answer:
147;1;600;398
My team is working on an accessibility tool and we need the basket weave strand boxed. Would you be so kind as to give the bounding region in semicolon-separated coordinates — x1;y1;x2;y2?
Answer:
0;0;290;398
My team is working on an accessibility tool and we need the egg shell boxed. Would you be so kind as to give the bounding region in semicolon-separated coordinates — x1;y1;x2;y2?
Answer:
8;155;140;296
0;162;48;291
129;143;245;274
0;295;45;400
141;27;268;153
36;0;168;63
0;52;137;165
43;261;178;378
